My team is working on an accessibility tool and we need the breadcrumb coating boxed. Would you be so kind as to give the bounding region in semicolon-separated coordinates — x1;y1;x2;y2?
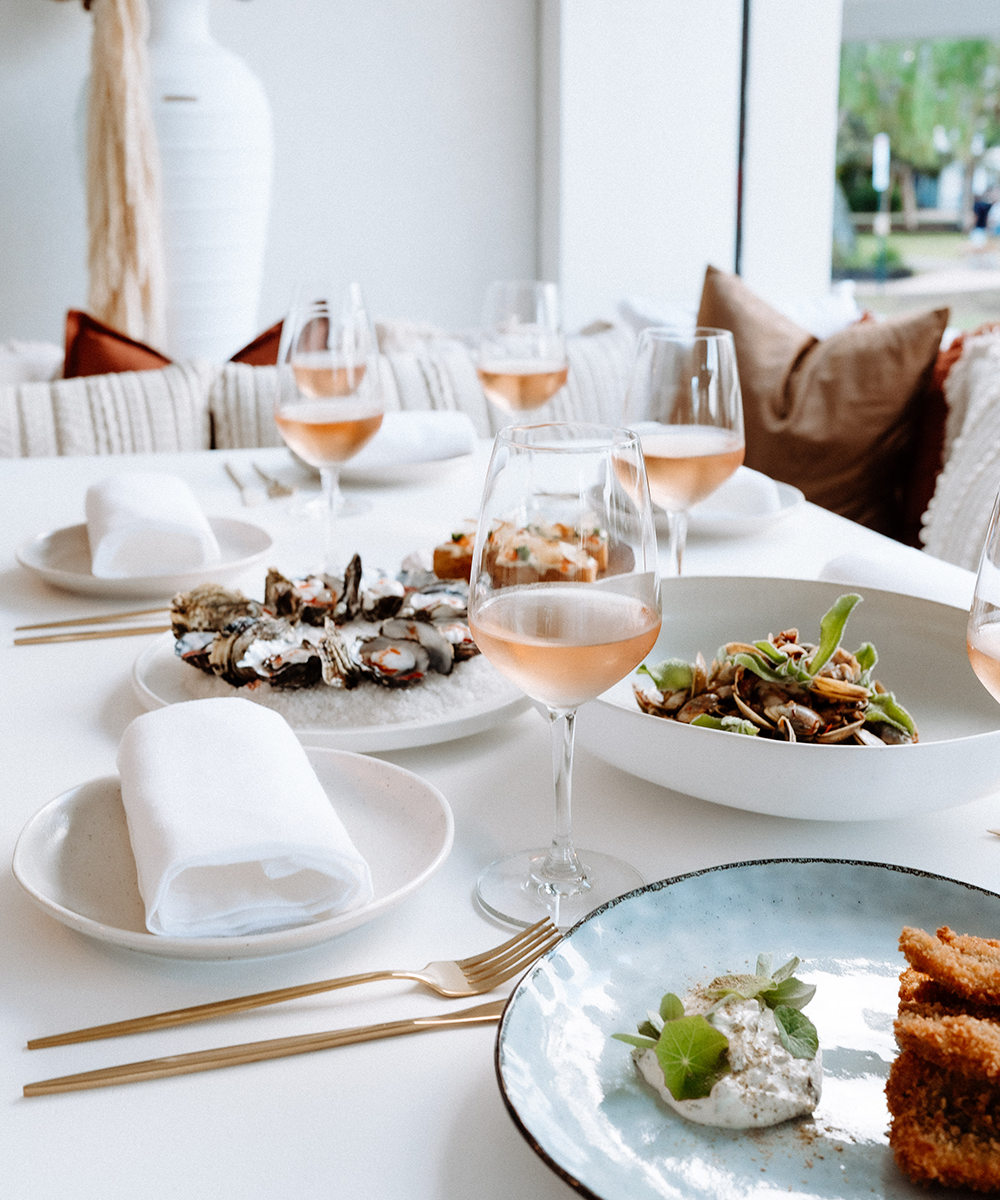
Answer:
899;927;1000;1003
895;1010;1000;1081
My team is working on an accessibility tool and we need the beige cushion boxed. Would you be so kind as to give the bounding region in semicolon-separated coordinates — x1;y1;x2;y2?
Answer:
0;361;214;458
921;332;1000;569
697;265;948;538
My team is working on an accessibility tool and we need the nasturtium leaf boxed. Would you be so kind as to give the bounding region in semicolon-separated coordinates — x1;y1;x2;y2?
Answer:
638;658;693;692
660;992;685;1021
654;1016;730;1100
772;1005;819;1059
806;593;861;676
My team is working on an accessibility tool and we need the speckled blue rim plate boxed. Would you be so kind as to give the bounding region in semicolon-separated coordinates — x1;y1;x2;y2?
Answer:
496;859;1000;1200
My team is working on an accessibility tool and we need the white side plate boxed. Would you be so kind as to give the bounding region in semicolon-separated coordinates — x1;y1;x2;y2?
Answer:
12;747;454;960
16;518;273;599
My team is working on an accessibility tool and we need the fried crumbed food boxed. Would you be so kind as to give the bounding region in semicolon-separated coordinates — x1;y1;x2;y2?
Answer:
899;926;1000;1004
895;1009;1000;1081
888;928;1000;1190
887;1048;1000;1192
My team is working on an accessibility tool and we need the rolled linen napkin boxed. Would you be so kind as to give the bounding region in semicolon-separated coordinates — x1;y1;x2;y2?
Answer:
116;698;374;937
346;410;476;471
690;466;783;518
86;472;222;578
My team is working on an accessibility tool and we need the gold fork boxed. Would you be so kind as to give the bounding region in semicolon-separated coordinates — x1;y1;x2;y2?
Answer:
252;461;296;498
28;918;560;1049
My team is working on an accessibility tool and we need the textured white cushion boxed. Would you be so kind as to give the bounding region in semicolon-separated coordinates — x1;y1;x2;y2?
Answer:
921;332;1000;570
0;360;214;458
209;324;638;449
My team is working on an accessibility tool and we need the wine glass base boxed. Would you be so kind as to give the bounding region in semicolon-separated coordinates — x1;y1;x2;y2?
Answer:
300;492;372;519
475;848;645;930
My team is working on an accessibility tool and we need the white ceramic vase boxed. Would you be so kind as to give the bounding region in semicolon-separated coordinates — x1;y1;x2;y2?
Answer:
147;0;273;360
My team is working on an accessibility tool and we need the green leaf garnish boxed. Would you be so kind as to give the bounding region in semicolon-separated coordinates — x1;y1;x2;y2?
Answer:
855;641;877;673
772;1005;819;1059
806;593;861;676
515;545;530;561
865;690;916;736
690;714;760;736
612;1032;658;1050
660;992;685;1021
654;1016;730;1100
760;975;816;1011
638;658;693;692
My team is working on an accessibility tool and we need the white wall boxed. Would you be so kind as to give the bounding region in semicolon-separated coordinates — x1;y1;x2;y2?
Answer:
740;0;843;309
0;0;538;345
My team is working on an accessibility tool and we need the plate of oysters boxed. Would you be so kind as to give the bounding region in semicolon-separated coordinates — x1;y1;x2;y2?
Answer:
132;551;530;752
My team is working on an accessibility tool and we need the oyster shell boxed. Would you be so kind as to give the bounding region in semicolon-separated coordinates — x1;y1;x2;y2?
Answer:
170;584;263;637
318;619;363;689
380;617;454;675
357;636;431;687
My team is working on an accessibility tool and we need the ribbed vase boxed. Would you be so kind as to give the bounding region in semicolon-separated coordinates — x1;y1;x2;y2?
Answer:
147;0;273;360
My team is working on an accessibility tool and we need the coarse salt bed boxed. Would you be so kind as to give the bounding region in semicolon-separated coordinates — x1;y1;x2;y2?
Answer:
179;651;520;729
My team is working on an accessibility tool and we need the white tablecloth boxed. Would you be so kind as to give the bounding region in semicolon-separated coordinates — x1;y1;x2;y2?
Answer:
0;445;991;1200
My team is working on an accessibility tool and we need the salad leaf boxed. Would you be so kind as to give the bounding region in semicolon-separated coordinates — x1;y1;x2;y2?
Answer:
660;992;685;1022
613;1032;658;1050
638;658;693;692
806;593;862;676
865;690;917;736
654;1016;730;1100
760;975;816;1011
690;714;759;736
772;1005;819;1059
854;641;878;673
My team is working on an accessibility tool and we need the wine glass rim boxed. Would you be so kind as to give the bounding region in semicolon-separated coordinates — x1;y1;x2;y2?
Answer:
498;422;638;449
639;325;735;342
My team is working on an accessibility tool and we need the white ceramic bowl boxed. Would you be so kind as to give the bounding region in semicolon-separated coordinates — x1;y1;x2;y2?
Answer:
576;576;1000;821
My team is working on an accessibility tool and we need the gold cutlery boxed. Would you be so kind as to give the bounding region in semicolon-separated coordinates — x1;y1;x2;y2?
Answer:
252;461;296;498
14;625;171;646
16;608;168;632
23;999;506;1096
29;918;560;1049
224;462;265;506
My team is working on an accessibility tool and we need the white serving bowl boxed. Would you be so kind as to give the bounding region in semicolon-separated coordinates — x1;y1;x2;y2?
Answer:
575;576;1000;821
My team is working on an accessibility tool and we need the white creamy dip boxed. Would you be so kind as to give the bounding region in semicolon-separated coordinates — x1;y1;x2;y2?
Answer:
634;994;822;1129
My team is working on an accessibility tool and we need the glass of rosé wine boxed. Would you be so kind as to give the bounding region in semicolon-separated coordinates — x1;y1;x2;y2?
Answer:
276;283;384;573
968;489;1000;703
476;281;569;415
622;327;745;576
467;423;661;928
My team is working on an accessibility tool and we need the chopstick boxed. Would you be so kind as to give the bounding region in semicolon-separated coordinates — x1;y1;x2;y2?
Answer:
23;998;506;1096
16;608;168;632
14;625;171;647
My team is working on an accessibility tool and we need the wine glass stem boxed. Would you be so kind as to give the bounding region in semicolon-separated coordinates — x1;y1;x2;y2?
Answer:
667;509;689;577
319;465;342;575
538;708;586;884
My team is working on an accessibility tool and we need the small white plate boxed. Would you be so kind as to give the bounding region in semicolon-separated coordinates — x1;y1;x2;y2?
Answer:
657;467;804;537
133;632;531;752
16;518;273;599
11;747;454;960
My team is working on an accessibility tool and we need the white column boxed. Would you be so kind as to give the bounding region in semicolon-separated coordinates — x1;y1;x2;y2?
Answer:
739;0;844;309
541;0;745;330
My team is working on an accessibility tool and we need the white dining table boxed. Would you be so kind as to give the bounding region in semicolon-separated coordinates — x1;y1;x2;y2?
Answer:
1;443;995;1200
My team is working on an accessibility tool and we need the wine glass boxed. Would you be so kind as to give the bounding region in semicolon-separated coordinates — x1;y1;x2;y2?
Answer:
467;423;661;928
968;488;1000;700
275;283;384;574
622;327;745;576
476;280;569;414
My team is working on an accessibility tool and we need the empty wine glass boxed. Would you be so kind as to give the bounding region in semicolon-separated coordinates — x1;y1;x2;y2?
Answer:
275;283;383;573
467;423;661;928
622;327;745;575
476;280;569;414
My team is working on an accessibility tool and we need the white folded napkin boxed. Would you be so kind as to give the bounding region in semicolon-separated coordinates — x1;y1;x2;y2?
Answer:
116;698;374;937
690;466;783;517
818;552;976;611
347;410;476;470
86;472;221;578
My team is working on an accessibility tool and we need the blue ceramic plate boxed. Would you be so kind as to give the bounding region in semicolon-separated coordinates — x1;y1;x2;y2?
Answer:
496;859;999;1200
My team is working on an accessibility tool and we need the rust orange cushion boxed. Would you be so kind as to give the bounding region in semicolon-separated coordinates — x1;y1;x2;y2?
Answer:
696;266;949;540
63;311;284;376
63;311;171;378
